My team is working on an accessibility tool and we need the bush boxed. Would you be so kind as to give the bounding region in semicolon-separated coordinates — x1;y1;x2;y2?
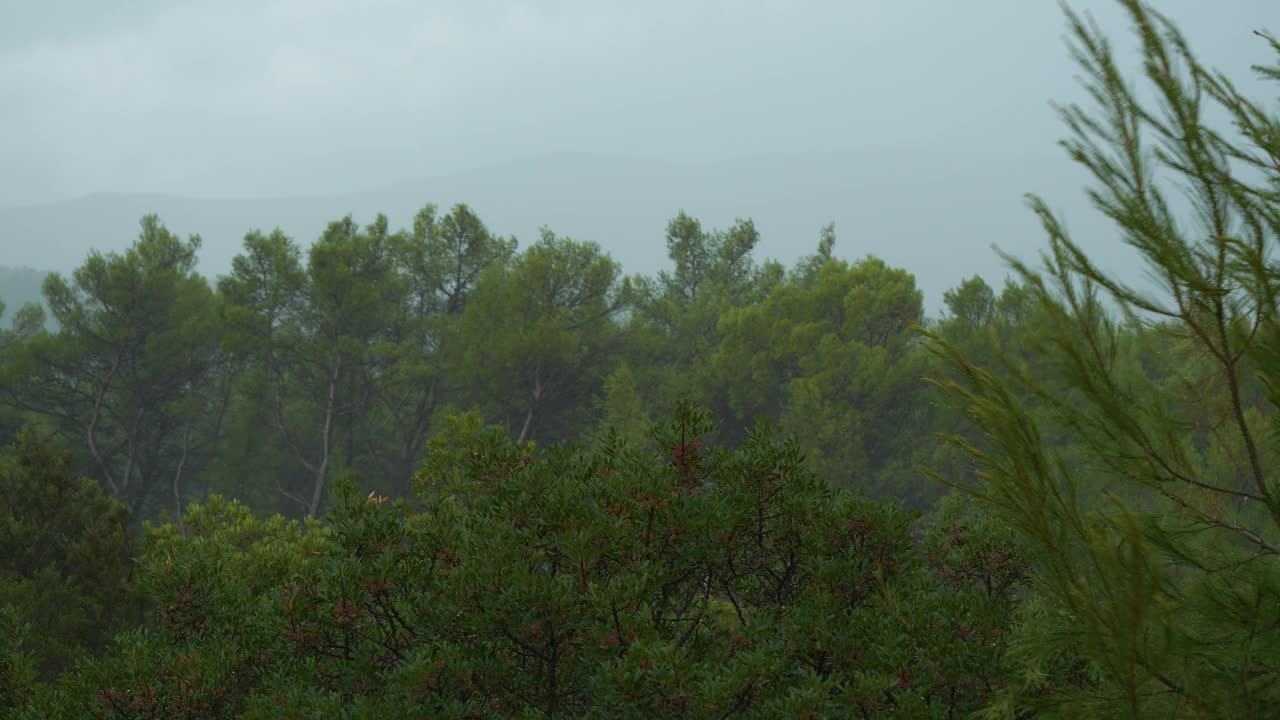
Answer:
32;404;1028;718
0;429;139;683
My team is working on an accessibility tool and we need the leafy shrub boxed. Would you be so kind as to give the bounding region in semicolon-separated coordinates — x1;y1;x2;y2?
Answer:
37;405;1027;718
0;430;139;682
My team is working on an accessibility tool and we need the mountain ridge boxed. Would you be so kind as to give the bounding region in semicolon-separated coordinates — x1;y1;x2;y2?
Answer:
0;150;1120;313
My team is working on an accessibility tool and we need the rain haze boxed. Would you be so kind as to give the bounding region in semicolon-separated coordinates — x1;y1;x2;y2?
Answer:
0;0;1274;311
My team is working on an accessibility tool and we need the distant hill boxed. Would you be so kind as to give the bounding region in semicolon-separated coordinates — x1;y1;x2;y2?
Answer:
0;150;1128;314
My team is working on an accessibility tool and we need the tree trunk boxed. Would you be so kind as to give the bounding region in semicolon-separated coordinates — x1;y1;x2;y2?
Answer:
307;361;341;518
516;366;545;444
86;355;123;498
173;425;191;537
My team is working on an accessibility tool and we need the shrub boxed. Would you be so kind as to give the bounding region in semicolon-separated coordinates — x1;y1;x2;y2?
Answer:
35;404;1027;718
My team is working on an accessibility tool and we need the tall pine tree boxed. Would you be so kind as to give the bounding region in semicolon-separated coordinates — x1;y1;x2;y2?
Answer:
927;2;1280;717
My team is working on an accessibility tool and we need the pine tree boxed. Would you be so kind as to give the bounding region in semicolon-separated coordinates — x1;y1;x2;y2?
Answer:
927;2;1280;717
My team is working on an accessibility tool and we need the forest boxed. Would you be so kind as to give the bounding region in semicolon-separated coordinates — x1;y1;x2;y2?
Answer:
2;2;1279;718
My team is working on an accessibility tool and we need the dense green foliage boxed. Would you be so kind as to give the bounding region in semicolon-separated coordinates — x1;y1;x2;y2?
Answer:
0;431;138;681
0;200;954;522
1;407;1027;719
924;3;1280;717
1;1;1276;717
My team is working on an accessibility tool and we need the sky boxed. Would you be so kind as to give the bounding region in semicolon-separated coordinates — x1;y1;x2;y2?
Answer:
2;0;1274;206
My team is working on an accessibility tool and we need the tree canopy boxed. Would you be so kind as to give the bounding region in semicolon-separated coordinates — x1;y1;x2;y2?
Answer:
2;1;1276;717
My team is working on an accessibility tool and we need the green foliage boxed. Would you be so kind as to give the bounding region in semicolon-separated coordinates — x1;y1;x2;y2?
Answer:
0;606;39;717
220;215;403;517
218;205;519;517
4;4;1275;717
592;362;651;449
926;2;1280;717
0;430;138;683
369;204;516;496
25;406;1025;718
452;229;628;446
626;213;785;437
0;200;946;525
2;217;224;517
717;255;932;504
0;304;36;449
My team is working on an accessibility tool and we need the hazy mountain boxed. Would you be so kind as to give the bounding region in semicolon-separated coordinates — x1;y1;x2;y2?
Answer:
0;150;1127;313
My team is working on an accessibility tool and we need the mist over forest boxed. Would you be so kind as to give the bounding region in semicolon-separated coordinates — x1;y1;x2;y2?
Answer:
3;1;1280;718
0;148;1121;318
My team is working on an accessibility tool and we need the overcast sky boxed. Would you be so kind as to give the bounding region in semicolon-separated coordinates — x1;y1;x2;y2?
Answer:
1;0;1274;208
